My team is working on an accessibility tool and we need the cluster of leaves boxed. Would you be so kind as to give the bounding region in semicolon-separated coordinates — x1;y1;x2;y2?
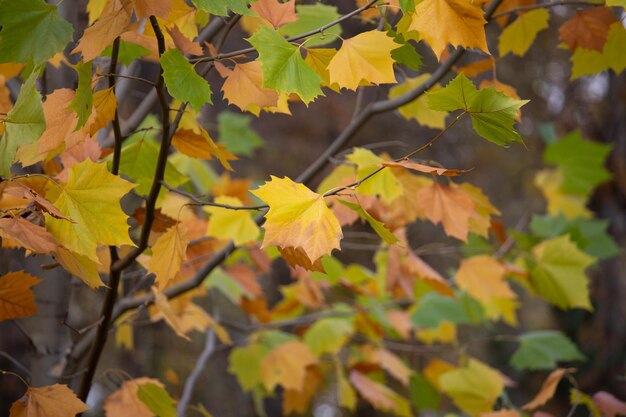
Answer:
0;0;624;416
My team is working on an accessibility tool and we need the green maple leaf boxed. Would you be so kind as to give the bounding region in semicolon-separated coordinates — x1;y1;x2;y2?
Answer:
217;112;264;157
67;61;94;130
280;4;341;47
161;49;212;112
543;130;612;195
248;26;323;105
510;330;585;370
530;235;595;310
303;317;354;356
427;74;529;146
0;70;45;178
0;0;73;64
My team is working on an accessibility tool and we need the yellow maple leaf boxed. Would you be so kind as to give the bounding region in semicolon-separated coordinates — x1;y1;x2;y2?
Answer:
54;246;103;288
409;0;488;59
221;61;279;113
205;196;260;246
0;271;41;321
534;168;591;219
388;74;448;129
327;30;400;90
45;160;135;261
346;148;403;204
150;287;191;341
89;87;118;135
148;223;189;291
9;384;88;417
251;176;343;264
260;341;318;391
439;359;504;416
455;255;516;302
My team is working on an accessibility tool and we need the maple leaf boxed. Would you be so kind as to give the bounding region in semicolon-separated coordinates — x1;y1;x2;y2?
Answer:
534;168;591;219
455;255;516;302
383;160;466;176
415;182;475;241
44;160;135;261
104;378;163;417
171;128;236;170
0;0;73;65
559;7;617;52
132;0;174;19
388;74;448;129
530;235;595;310
303;317;354;356
346;148;403;203
0;71;45;178
221;61;279;112
349;370;412;417
251;176;343;264
0;218;58;254
0;271;41;321
251;0;298;29
205;196;260;246
89;87;118;135
167;25;203;56
247;26;323;105
9;384;88;417
409;0;488;59
280;3;341;47
327;30;400;91
499;9;550;57
161;49;213;112
37;89;79;155
522;368;574;410
260;341;318;391
428;74;528;145
149;223;189;291
72;0;133;62
67;61;94;130
439;359;504;416
150;287;191;341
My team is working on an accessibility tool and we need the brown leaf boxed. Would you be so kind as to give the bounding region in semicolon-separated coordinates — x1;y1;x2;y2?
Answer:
279;246;324;272
592;391;626;417
212;174;254;205
72;0;133;61
455;58;494;77
0;271;41;321
0;218;58;253
227;264;263;298
167;24;203;56
481;409;522;417
251;0;298;29
360;345;412;386
522;368;574;410
103;378;163;417
382;160;468;176
9;384;88;417
283;367;323;414
559;7;617;52
416;182;475;241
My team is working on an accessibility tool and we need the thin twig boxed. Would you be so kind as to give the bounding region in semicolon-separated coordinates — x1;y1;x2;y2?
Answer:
191;0;379;64
97;72;156;86
162;182;267;210
176;327;216;417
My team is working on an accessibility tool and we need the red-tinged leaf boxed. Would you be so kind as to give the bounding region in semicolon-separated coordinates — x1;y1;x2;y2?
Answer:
251;0;298;29
9;384;88;417
559;7;617;52
167;24;203;56
37;89;79;155
0;217;58;253
349;370;412;416
132;0;174;19
592;391;626;417
221;61;279;112
382;160;469;176
227;264;263;298
171;128;236;171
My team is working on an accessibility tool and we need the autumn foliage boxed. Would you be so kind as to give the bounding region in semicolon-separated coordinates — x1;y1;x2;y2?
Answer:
0;0;624;416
